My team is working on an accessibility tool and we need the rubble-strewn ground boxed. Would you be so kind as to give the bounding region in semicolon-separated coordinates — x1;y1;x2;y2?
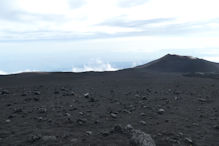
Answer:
0;70;218;146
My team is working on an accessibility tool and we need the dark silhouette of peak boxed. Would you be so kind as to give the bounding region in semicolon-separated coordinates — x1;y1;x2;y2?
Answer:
136;54;219;73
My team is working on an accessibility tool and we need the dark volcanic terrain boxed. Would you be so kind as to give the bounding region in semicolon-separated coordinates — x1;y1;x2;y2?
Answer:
137;54;219;73
0;55;219;146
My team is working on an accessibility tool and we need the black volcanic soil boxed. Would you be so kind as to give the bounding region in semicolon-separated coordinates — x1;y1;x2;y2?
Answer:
137;54;219;73
0;70;218;146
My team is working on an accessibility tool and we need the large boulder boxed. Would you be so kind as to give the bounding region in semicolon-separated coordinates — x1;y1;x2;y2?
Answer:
125;124;156;146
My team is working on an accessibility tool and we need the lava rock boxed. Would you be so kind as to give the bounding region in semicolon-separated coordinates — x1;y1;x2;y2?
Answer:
42;136;57;141
21;93;27;96
33;91;41;95
38;107;47;113
5;119;11;123
70;138;78;143
185;137;193;144
76;118;87;125
101;130;110;137
113;124;123;133
198;98;207;102
13;108;23;113
54;90;59;94
157;108;165;115
86;131;93;135
84;93;89;98
0;90;9;95
142;96;147;100
125;124;156;146
140;120;147;125
89;97;96;102
213;125;219;130
28;135;41;143
33;97;40;101
110;113;117;119
0;131;11;138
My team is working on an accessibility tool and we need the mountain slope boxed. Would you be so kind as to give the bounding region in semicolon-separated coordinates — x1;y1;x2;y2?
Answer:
136;54;219;73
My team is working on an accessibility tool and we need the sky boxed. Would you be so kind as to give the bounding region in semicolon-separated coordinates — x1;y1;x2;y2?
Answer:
0;0;219;74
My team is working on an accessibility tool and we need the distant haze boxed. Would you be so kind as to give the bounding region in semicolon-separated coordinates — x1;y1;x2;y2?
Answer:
0;0;219;74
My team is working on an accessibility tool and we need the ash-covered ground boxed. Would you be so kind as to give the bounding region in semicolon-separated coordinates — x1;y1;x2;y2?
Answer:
0;70;218;146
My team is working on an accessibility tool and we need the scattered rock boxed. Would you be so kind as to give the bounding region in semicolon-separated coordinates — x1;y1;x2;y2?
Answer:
84;93;89;98
135;94;141;98
79;112;84;116
101;130;110;137
94;120;100;124
113;124;123;133
146;89;151;93
174;96;178;100
6;103;12;107
70;138;78;143
173;91;180;95
89;97;96;102
33;91;41;95
28;135;41;143
123;109;131;114
178;132;184;137
38;107;47;113
140;113;146;116
33;97;40;101
36;117;44;121
42;136;57;141
8;115;14;119
5;119;11;123
54;91;59;94
110;113;117;119
192;123;199;127
24;97;32;102
61;87;67;91
0;90;9;95
140;120;147;125
185;137;193;144
76;118;87;125
21;93;27;96
86;131;93;135
70;91;75;96
126;124;133;131
198;98;207;102
65;113;71;117
213;125;219;130
142;96;147;100
14;108;23;113
0;131;11;138
157;108;165;115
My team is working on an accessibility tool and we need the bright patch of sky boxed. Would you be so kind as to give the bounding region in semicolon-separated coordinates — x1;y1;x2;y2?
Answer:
0;0;219;74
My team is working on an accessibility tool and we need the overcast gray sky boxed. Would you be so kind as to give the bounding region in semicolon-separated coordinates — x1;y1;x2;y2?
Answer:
0;0;219;74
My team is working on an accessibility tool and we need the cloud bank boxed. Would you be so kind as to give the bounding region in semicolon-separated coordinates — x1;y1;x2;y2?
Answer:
72;59;118;72
0;70;7;75
0;0;218;41
0;69;40;75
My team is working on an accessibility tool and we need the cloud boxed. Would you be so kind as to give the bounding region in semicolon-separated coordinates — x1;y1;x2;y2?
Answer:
0;70;7;75
100;17;175;27
118;0;149;8
203;57;219;63
68;0;86;9
0;0;21;21
131;61;144;67
98;18;217;36
0;69;39;75
0;0;219;42
72;59;118;72
0;20;214;42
